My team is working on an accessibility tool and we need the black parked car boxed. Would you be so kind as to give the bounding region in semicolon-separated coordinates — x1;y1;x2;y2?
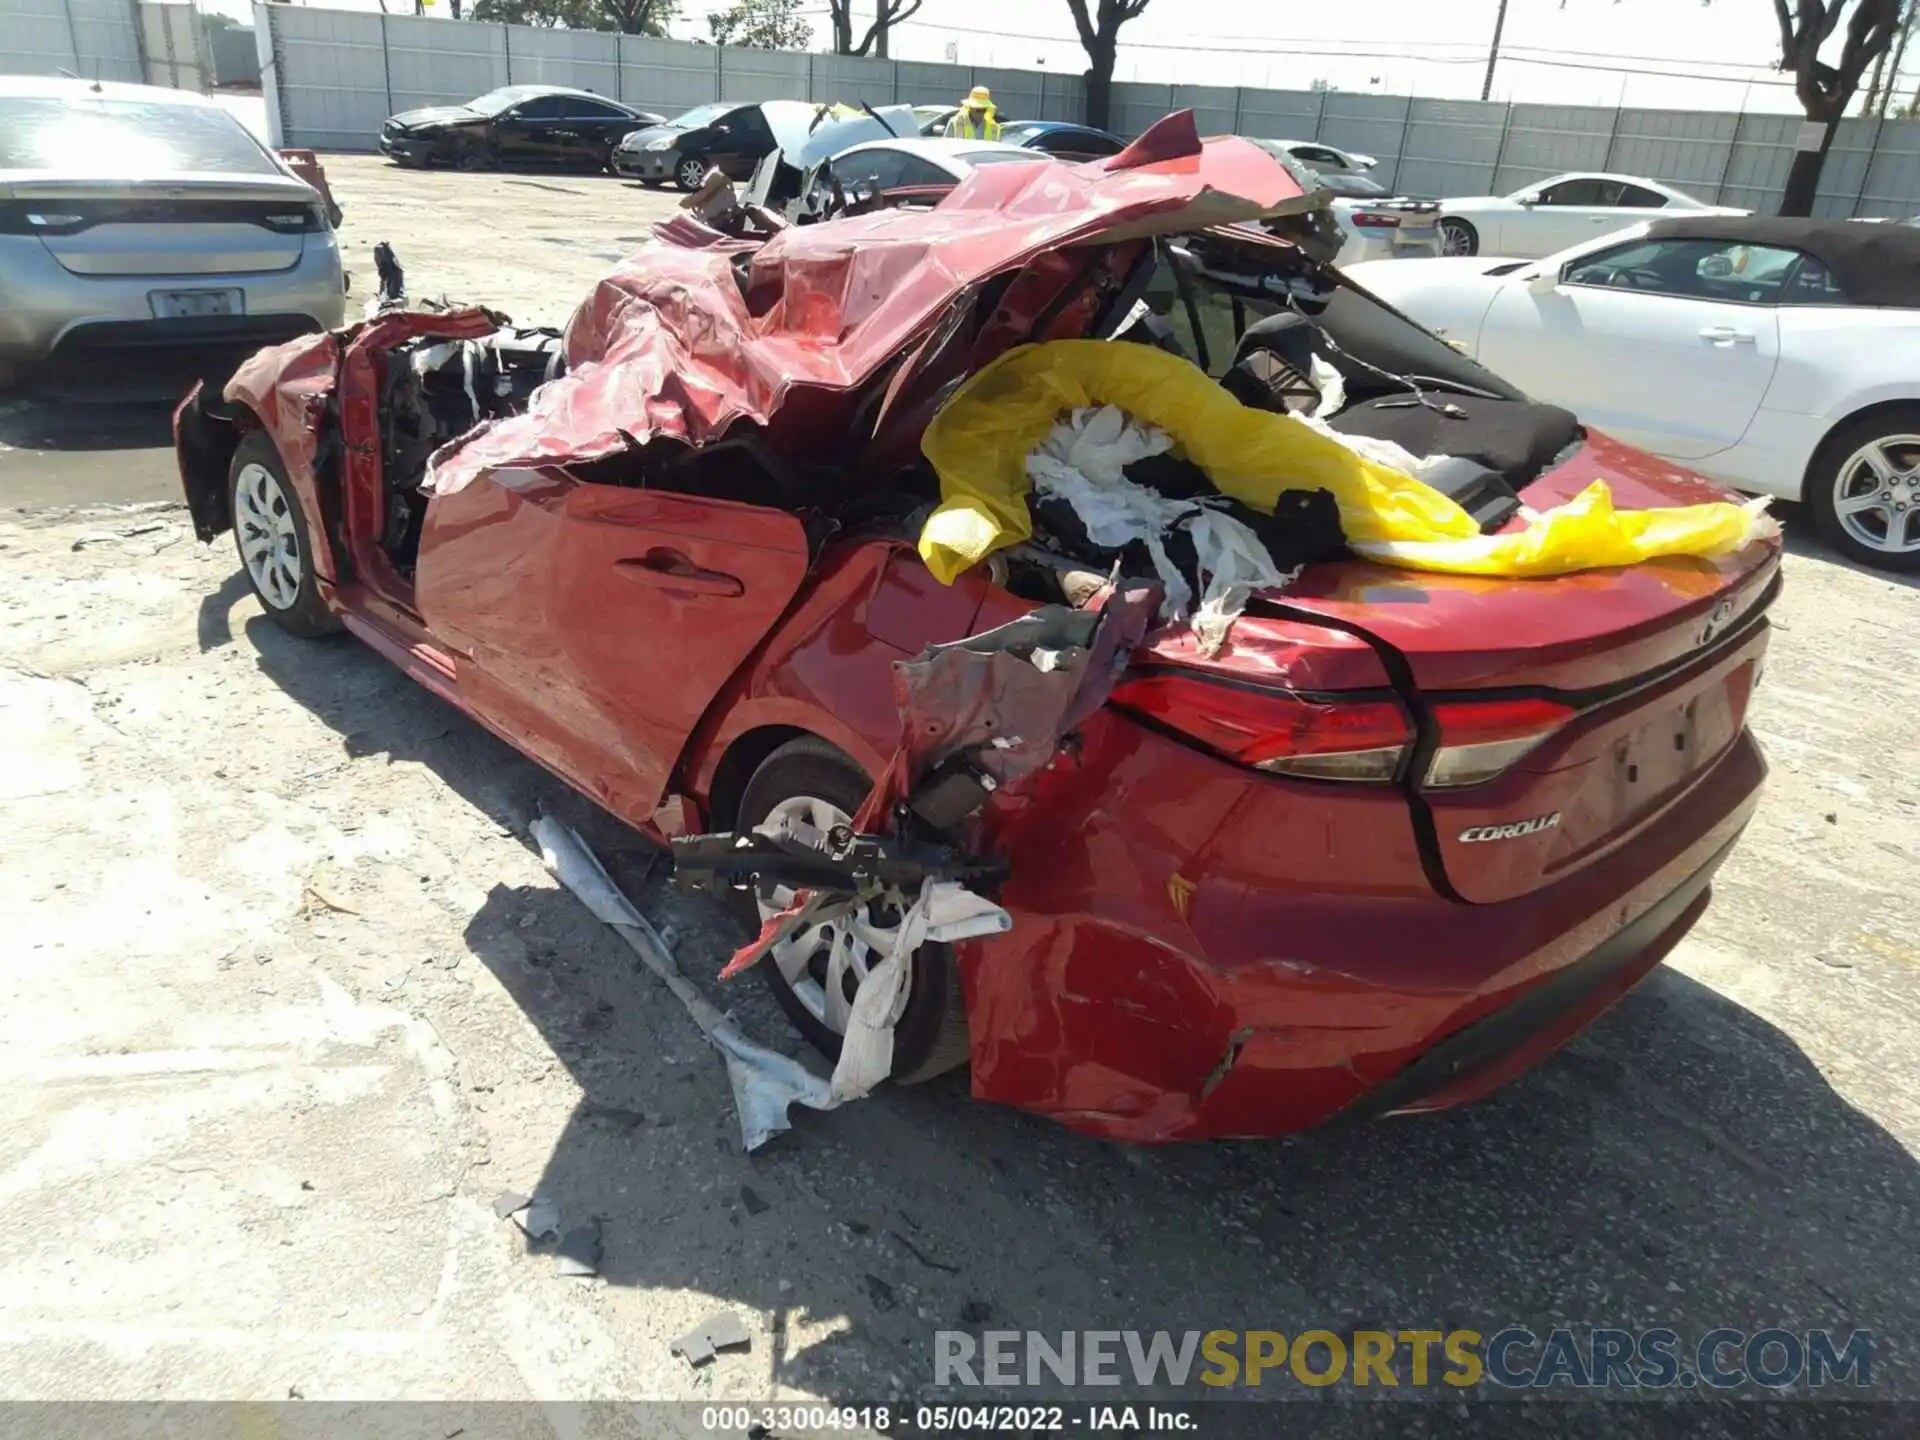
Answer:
612;101;784;190
996;120;1127;162
378;86;666;172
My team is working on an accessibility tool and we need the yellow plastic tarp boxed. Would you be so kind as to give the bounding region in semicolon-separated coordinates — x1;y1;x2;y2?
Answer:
916;339;1770;584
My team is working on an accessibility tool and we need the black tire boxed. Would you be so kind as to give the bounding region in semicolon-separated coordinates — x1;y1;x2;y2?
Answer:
228;430;343;639
455;147;493;172
1806;405;1920;573
674;154;708;191
1438;217;1479;257
734;737;971;1085
0;358;21;393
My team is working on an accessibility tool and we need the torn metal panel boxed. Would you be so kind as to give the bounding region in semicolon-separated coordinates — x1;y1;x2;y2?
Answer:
422;115;1312;498
885;586;1159;807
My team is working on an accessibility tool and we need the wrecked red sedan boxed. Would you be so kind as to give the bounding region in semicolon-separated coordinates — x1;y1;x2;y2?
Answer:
176;118;1775;1142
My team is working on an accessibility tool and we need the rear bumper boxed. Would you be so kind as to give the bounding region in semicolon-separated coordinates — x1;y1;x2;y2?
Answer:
0;233;346;365
960;712;1766;1142
1335;226;1443;266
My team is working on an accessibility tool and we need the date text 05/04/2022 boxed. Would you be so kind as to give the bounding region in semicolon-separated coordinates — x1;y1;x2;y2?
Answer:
698;1406;1194;1433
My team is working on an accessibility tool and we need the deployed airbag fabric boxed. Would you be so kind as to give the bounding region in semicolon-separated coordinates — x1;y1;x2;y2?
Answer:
917;340;1775;585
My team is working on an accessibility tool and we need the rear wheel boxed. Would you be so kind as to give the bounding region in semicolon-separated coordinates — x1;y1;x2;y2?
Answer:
1439;217;1479;257
675;154;708;191
228;431;342;638
734;738;970;1084
1808;407;1920;572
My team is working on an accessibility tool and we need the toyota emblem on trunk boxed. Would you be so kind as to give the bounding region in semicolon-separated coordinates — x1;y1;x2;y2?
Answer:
1698;597;1739;646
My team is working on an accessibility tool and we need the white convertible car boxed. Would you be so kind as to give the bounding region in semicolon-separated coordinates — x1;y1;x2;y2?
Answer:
1435;171;1746;259
1349;216;1920;571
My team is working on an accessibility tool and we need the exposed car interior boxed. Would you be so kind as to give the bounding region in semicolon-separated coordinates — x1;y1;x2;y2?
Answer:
375;328;565;576
362;220;1580;606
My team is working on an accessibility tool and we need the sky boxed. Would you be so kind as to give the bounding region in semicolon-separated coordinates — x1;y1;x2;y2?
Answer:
220;0;1899;117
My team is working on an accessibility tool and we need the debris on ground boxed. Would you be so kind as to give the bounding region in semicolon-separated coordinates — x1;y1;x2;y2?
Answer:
302;879;361;917
739;1184;770;1216
670;1311;753;1367
863;1274;898;1311
533;814;839;1151
553;1219;603;1278
497;1192;560;1241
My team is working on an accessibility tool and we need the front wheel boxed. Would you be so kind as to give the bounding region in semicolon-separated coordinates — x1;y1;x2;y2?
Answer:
734;738;970;1084
455;147;493;172
228;431;342;638
1438;217;1479;257
1808;407;1920;572
674;154;708;191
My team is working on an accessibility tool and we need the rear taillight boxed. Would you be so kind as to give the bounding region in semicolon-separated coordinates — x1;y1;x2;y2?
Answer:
1109;674;1413;783
1111;676;1579;788
1350;211;1401;229
1425;697;1574;788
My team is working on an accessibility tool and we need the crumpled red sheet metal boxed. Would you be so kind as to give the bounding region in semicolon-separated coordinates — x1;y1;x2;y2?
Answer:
423;113;1308;498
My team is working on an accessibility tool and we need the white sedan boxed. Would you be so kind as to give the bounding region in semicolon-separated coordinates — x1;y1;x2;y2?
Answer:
1349;217;1920;571
1435;172;1746;259
806;136;1046;212
1264;138;1378;173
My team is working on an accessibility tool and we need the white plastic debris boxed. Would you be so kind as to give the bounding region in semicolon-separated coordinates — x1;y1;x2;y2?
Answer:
828;879;1010;1102
532;816;1008;1146
1026;404;1296;653
534;815;837;1150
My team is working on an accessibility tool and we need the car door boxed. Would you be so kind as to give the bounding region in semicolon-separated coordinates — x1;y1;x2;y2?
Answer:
1288;144;1348;174
830;146;911;201
709;105;773;178
495;96;569;166
1476;235;1786;460
413;470;812;828
560;97;633;167
1516;176;1630;254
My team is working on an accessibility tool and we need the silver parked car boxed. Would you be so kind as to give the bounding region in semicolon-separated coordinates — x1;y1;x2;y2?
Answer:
0;77;345;390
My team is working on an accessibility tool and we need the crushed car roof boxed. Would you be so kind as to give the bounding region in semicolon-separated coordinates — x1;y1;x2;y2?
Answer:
426;112;1316;495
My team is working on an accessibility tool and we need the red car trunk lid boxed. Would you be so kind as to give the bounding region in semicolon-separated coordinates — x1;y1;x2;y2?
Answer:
1248;433;1780;903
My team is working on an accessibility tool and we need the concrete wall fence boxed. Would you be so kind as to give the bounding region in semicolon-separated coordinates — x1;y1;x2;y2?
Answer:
8;0;1920;218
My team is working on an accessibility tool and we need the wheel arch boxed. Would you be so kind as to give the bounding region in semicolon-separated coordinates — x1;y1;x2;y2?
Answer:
697;720;869;830
1803;394;1920;497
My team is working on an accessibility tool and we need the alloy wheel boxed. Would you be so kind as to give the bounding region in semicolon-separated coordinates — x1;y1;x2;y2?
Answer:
1833;433;1920;556
676;156;707;190
1439;219;1476;257
753;793;907;1035
233;462;303;610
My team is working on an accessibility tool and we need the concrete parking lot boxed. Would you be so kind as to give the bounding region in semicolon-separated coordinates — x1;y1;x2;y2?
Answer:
1;154;1918;1429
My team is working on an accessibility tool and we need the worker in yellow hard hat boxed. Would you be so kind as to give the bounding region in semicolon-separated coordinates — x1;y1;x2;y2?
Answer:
944;86;1001;141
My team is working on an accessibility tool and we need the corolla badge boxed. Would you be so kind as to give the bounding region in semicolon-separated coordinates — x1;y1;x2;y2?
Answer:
1459;813;1561;843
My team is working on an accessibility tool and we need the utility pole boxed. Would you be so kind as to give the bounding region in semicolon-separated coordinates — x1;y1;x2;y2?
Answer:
1480;0;1510;102
1879;0;1916;117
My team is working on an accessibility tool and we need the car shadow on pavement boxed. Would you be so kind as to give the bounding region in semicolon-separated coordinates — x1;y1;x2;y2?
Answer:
0;350;231;454
238;603;1920;1408
1778;499;1920;591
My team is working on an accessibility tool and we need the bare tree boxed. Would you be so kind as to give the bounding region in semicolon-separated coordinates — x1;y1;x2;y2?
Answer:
1773;0;1904;213
825;0;924;58
1065;0;1150;132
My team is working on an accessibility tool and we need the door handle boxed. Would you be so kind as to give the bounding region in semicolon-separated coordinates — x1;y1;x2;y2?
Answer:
615;549;744;597
1699;326;1756;346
